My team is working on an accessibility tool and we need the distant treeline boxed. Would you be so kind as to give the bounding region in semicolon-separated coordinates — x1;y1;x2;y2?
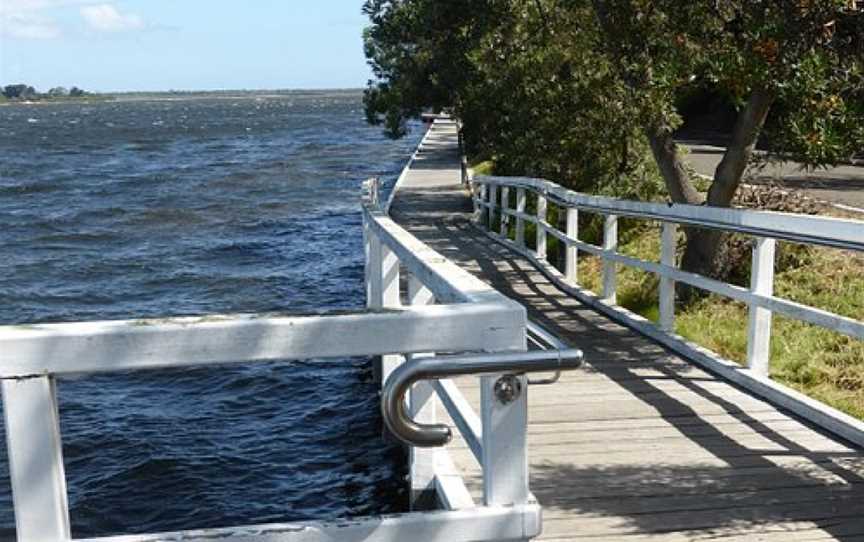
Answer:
1;83;89;101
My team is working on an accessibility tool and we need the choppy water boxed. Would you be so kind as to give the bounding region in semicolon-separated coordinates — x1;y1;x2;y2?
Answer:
0;90;421;538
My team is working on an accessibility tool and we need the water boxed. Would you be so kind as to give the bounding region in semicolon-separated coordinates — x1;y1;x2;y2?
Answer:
0;90;422;538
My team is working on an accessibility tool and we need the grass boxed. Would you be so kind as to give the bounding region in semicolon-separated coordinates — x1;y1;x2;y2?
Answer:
470;157;864;418
577;225;864;419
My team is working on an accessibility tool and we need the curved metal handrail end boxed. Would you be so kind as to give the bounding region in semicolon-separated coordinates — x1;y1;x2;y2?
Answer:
381;349;584;448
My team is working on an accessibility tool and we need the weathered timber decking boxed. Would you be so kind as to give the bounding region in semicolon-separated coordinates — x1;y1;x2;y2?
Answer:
389;120;864;541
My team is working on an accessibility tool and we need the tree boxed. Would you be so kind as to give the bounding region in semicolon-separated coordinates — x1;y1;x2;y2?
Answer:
3;84;36;99
363;0;864;290
588;0;864;292
363;0;664;199
69;86;86;97
48;86;69;97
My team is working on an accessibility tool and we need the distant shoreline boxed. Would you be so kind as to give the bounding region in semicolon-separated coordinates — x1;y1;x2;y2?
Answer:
0;88;364;106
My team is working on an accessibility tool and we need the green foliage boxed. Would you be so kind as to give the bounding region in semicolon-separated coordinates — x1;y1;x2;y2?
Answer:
362;0;668;198
0;83;89;101
363;1;864;194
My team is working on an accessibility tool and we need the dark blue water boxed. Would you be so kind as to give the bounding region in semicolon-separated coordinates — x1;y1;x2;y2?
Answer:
0;91;421;538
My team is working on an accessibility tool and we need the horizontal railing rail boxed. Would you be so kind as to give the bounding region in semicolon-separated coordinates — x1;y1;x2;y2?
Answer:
0;304;524;379
470;173;864;447
475;175;864;252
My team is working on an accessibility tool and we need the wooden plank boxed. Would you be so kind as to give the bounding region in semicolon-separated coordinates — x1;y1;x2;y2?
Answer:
537;518;864;541
539;498;864;538
542;485;864;516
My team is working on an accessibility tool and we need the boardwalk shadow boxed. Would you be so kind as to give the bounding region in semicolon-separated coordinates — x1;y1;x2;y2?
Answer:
392;198;864;539
530;462;864;539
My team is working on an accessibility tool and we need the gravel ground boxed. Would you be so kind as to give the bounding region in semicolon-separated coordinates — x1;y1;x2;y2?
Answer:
682;143;864;214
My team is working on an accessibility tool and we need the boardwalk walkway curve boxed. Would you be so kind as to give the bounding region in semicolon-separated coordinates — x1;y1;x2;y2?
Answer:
389;119;864;541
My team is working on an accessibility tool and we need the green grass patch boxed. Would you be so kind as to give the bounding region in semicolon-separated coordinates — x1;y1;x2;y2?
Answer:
470;160;496;176
576;224;864;419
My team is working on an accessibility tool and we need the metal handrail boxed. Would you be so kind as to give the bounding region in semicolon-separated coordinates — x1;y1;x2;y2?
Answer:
472;175;864;252
381;349;584;447
526;321;570;385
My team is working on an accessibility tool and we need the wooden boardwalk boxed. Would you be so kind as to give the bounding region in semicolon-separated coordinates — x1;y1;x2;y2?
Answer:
389;120;864;541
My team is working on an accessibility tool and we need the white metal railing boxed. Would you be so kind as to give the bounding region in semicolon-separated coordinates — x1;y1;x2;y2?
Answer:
470;174;864;446
363;179;537;514
0;188;540;541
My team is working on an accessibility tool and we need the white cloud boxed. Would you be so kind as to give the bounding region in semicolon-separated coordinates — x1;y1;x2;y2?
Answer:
0;0;92;40
79;4;143;32
1;0;88;16
2;12;62;39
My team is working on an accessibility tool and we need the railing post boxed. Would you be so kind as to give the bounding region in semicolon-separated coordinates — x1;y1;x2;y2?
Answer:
368;228;401;382
481;341;529;507
2;377;72;542
368;177;380;209
515;188;526;247
499;186;509;238
471;182;478;219
602;214;618;304
479;183;488;225
565;207;578;284
747;237;776;377
536;192;547;260
488;184;498;231
659;222;677;332
365;223;382;309
380;242;401;382
458;127;468;185
407;276;437;508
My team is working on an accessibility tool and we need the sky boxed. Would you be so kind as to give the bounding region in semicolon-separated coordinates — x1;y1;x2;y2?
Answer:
0;0;374;92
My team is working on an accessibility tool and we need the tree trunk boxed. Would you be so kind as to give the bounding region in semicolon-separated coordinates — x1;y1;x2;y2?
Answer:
645;125;702;205
707;87;776;207
677;87;776;303
590;0;777;301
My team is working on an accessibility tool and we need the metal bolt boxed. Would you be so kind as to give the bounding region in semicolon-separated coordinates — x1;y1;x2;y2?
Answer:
494;375;522;405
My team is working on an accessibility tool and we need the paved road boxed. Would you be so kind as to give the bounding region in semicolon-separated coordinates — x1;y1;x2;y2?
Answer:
683;144;864;213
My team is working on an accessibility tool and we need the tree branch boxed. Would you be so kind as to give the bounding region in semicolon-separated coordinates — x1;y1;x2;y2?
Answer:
645;125;703;205
708;87;776;206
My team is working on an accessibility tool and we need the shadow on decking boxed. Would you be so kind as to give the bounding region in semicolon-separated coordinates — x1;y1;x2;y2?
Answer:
393;197;864;539
530;462;864;538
